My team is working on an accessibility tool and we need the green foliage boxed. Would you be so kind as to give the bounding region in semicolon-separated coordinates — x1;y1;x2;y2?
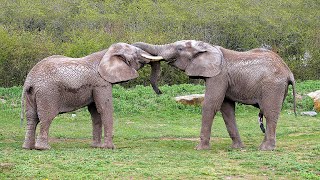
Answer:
0;83;319;179
283;81;320;111
61;29;117;57
0;0;319;87
0;27;55;87
296;96;314;111
112;84;204;116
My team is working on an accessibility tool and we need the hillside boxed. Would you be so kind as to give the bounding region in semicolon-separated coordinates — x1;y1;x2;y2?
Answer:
0;0;319;87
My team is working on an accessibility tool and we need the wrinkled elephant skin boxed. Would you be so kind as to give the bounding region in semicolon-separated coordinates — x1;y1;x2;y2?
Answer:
21;43;162;150
133;40;296;151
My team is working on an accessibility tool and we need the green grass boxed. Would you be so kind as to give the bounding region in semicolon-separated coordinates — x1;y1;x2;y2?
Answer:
0;82;319;179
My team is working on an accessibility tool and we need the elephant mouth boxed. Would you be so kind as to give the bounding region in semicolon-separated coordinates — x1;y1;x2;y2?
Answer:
166;58;177;64
139;63;145;68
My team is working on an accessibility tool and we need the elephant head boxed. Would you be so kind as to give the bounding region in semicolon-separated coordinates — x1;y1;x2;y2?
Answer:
98;43;163;84
133;40;223;79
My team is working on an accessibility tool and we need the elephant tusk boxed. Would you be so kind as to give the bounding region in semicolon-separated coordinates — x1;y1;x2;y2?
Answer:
140;53;163;61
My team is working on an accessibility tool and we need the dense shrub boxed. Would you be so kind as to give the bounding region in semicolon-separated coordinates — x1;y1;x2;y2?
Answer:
0;27;56;87
0;0;319;87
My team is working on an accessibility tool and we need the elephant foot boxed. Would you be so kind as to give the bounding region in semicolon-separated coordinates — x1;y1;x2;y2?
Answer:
91;142;102;148
35;139;51;150
259;141;275;151
22;140;35;150
231;142;244;149
195;142;210;150
101;142;115;150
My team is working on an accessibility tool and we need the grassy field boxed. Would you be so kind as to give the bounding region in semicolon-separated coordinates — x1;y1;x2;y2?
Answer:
0;82;319;179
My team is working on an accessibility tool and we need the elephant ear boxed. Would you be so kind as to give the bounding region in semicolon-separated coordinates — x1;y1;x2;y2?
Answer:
185;46;223;77
98;54;138;83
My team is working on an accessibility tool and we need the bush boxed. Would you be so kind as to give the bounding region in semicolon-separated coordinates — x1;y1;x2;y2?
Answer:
283;80;320;112
0;27;56;87
0;0;319;87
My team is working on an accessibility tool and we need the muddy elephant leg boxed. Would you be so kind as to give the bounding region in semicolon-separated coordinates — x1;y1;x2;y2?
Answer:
196;77;227;150
88;103;102;148
220;100;244;148
22;105;39;149
259;86;285;151
93;85;115;149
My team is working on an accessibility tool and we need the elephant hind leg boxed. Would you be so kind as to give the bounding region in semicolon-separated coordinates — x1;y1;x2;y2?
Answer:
221;100;244;149
259;110;280;151
88;103;102;148
22;105;39;150
34;95;59;150
259;86;285;151
35;110;58;150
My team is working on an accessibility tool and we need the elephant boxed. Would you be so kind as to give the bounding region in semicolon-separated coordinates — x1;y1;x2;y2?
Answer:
20;43;163;150
133;40;296;151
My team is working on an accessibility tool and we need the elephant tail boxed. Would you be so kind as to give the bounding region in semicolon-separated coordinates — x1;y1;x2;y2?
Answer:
289;74;297;117
20;86;28;127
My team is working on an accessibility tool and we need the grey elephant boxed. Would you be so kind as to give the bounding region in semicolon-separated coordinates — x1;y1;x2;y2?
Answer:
20;43;163;150
133;40;296;151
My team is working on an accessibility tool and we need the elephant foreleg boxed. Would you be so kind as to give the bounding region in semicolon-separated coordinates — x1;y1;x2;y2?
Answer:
93;86;115;149
196;101;217;150
220;100;244;149
196;78;227;150
100;104;115;149
88;103;102;148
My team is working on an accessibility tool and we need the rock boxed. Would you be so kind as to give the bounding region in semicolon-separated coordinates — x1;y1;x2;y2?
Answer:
307;90;320;99
315;101;320;112
175;94;204;106
300;111;318;117
307;90;320;112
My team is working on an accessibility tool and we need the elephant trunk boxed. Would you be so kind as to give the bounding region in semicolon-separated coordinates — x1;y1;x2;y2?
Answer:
20;86;25;127
132;42;175;95
132;42;176;60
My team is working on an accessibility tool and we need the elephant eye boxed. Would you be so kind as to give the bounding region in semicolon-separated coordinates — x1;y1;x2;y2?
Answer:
177;46;183;52
193;51;205;58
